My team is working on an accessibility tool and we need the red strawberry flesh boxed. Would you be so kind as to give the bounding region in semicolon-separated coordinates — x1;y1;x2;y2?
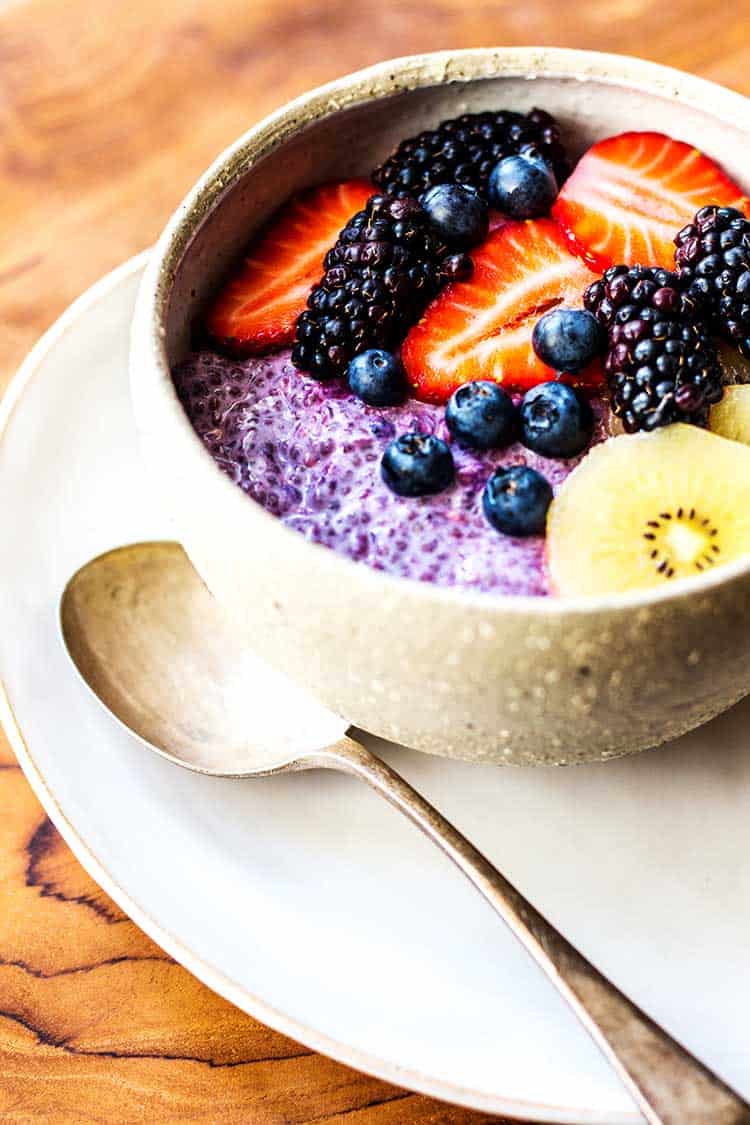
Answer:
205;179;373;354
552;131;749;272
402;218;601;403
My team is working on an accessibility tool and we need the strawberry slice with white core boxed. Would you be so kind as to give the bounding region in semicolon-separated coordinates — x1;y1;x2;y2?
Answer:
552;131;748;272
402;219;601;403
205;179;374;354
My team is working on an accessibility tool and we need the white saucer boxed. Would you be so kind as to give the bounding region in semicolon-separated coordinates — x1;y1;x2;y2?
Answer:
1;256;748;1124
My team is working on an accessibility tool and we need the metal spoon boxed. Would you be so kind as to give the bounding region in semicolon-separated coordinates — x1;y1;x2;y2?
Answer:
60;541;750;1125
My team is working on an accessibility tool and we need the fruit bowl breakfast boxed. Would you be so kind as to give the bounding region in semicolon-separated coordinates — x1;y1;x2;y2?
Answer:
131;48;750;764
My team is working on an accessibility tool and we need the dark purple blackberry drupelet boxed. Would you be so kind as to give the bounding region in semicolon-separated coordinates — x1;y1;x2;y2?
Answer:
584;265;723;433
584;265;705;332
292;194;465;382
675;205;750;358
372;108;569;199
604;320;721;433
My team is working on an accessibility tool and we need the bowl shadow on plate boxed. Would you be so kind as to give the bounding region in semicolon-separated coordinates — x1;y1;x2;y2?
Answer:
360;686;750;785
168;686;750;885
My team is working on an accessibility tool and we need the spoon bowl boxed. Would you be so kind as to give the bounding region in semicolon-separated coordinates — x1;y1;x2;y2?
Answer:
60;541;347;775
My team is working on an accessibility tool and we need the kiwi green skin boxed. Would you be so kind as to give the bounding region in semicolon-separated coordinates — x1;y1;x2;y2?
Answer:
132;47;750;765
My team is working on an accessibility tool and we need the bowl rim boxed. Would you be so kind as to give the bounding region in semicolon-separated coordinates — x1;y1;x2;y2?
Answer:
133;45;750;617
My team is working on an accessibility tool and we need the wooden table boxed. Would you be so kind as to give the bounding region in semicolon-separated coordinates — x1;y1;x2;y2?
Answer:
2;1;750;1119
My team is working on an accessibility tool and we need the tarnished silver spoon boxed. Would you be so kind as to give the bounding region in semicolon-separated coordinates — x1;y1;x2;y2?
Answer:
60;541;749;1125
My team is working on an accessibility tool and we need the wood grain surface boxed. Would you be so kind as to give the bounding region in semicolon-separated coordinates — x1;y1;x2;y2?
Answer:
2;0;750;1120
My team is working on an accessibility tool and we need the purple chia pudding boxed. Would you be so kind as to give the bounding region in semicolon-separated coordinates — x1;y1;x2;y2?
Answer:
173;348;608;596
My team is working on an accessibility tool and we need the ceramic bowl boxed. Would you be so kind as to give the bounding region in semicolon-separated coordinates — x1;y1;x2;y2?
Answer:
130;47;750;765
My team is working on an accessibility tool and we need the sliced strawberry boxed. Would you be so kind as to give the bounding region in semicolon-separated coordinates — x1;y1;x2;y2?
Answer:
402;219;601;402
205;179;374;354
552;131;749;272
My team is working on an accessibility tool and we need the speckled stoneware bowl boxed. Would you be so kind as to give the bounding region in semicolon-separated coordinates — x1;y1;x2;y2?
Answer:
130;47;750;765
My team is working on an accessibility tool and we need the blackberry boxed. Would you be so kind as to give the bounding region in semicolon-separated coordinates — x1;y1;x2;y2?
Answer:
584;265;705;332
372;108;569;200
585;265;724;433
292;194;459;380
605;315;722;433
674;205;750;357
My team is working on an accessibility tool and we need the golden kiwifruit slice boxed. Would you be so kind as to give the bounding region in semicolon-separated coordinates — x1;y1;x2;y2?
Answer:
710;385;750;446
547;425;750;596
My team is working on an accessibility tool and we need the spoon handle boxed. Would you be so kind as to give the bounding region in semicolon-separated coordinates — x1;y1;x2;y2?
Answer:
321;736;750;1125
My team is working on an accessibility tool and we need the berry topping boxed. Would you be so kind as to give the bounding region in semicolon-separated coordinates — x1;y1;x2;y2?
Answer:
401;219;600;403
292;194;449;381
205;180;373;355
531;308;605;372
674;205;750;358
420;183;489;249
445;381;517;450
380;433;455;497
488;154;558;218
483;465;553;537
547;426;750;595
372;108;569;200
623;320;720;426
585;264;725;434
606;316;722;434
552;132;748;271
584;265;705;332
519;382;594;459
348;349;408;407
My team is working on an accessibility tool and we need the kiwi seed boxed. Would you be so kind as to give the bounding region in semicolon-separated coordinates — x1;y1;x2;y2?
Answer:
642;508;721;578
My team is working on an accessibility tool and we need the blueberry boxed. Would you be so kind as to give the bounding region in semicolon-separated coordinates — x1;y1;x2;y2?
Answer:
445;381;517;450
381;433;454;497
483;466;552;537
531;309;604;372
348;349;407;406
420;183;489;250
488;155;557;219
519;382;593;459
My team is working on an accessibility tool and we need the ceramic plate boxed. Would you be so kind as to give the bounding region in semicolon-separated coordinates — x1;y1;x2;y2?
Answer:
1;257;749;1125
